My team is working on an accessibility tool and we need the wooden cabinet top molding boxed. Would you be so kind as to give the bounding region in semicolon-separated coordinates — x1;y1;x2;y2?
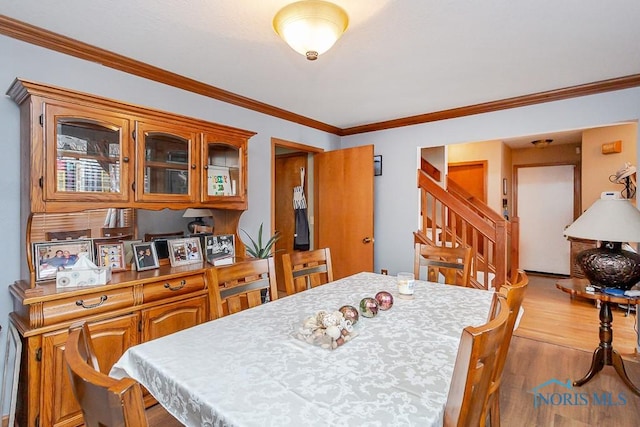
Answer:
7;78;257;139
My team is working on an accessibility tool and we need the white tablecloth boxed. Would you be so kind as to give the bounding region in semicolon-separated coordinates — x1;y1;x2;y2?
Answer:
110;272;493;427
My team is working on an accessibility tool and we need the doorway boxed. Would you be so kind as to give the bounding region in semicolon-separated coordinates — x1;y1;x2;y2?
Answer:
272;138;323;293
515;164;577;275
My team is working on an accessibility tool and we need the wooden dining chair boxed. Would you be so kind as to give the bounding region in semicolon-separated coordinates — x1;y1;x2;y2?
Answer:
46;229;92;241
484;270;529;427
101;226;134;238
444;294;509;427
206;257;278;319
65;322;149;427
282;248;334;295
414;243;472;286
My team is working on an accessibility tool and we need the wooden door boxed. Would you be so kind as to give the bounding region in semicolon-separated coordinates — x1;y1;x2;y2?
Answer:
448;161;487;252
448;161;487;202
40;314;139;427
274;153;308;292
315;145;374;279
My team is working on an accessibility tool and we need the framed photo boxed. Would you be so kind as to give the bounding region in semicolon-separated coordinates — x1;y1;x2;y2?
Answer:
92;236;127;259
95;242;126;272
168;238;203;267
33;240;93;282
122;239;143;266
374;155;382;176
132;242;160;271
205;234;235;264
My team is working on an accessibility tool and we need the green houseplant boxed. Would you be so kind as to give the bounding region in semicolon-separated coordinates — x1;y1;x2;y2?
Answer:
241;223;280;303
241;223;281;259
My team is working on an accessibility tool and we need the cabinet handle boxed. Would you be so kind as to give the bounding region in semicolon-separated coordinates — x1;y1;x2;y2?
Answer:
75;295;108;309
191;164;197;170
164;280;186;291
122;156;129;163
204;165;209;169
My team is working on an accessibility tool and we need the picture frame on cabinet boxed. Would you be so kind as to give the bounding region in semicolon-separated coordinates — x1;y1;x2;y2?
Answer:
132;242;160;271
33;240;94;281
122;239;143;266
205;234;235;265
95;242;127;272
168;237;203;267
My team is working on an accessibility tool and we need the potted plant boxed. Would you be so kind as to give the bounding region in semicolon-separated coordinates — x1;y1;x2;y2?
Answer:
241;223;281;259
241;223;280;302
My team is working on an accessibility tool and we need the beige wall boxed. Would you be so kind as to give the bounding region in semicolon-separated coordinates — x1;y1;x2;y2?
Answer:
511;143;581;166
581;123;638;210
448;140;503;211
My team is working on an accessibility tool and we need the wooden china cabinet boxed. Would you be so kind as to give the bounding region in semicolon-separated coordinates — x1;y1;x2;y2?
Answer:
7;79;255;427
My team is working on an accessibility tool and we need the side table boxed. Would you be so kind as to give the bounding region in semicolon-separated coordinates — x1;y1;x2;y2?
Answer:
556;278;640;396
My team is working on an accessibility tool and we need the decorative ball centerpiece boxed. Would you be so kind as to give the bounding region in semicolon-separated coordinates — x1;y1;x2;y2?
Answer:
359;297;379;318
339;305;359;325
374;291;394;310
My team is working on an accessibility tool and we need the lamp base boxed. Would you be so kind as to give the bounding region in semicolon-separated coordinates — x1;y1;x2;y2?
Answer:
577;242;640;290
187;217;205;234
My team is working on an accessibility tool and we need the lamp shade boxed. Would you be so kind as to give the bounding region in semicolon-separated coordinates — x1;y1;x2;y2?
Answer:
563;192;640;243
564;192;640;290
273;0;349;60
183;208;213;219
183;208;213;233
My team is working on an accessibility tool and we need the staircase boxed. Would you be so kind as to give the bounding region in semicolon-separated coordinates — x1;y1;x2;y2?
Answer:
415;166;519;290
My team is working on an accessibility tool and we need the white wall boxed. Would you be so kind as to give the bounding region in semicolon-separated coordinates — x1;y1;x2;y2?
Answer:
0;34;340;401
342;90;640;276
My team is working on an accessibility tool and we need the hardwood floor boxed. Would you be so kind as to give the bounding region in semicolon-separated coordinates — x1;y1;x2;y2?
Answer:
501;274;640;426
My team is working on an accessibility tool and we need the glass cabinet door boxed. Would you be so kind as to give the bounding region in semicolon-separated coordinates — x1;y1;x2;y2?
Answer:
44;104;130;202
136;122;198;202
202;135;247;208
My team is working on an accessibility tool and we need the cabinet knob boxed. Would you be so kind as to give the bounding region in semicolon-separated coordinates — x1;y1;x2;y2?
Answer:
204;165;209;170
191;164;197;170
122;157;129;163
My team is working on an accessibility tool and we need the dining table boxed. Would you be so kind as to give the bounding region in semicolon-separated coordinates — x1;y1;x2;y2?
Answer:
110;272;494;427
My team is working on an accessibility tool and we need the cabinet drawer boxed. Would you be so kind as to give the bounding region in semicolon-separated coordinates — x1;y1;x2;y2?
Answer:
42;288;134;326
143;274;205;303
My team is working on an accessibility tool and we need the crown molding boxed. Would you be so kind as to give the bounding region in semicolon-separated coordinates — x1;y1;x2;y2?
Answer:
339;74;640;136
2;14;639;137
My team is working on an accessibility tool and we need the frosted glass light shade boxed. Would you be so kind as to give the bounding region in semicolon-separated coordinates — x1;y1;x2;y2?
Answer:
563;192;640;243
273;1;349;60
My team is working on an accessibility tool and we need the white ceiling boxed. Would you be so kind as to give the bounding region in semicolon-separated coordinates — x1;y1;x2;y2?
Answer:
2;0;639;133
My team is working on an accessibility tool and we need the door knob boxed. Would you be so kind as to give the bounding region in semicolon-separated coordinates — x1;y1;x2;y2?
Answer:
362;237;373;244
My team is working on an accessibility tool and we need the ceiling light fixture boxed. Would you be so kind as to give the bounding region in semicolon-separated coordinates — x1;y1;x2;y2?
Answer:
273;0;349;61
531;139;553;148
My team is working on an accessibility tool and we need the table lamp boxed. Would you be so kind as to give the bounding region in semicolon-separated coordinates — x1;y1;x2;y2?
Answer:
564;191;640;290
183;208;213;233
